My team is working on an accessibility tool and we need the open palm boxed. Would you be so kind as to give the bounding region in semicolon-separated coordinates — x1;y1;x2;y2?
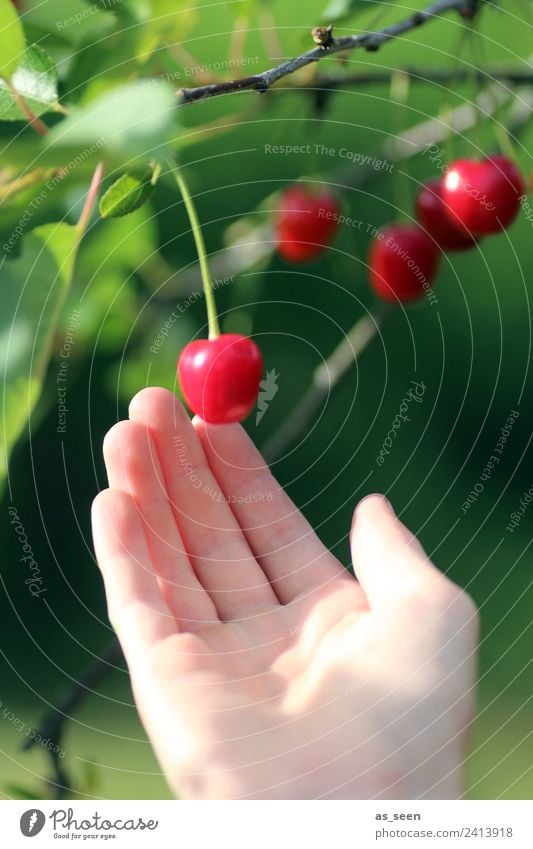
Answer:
92;388;478;800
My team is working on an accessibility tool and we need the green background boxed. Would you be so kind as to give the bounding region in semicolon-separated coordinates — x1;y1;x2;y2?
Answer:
0;0;532;799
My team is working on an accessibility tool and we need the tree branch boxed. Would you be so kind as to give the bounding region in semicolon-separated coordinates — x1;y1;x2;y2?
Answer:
177;0;479;106
23;638;122;799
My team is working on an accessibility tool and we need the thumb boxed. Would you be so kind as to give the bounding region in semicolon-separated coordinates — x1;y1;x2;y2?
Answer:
350;494;444;610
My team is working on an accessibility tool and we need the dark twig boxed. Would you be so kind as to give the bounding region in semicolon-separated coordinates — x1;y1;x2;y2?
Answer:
23;638;122;799
177;0;480;106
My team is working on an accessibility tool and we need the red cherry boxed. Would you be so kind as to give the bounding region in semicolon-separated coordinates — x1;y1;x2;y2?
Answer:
442;156;525;235
369;224;440;303
275;185;340;262
177;333;263;424
416;178;477;251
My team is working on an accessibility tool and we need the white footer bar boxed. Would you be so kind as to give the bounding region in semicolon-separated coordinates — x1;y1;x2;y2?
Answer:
1;799;532;848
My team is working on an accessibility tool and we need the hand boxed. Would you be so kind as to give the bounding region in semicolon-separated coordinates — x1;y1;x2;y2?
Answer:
92;387;479;800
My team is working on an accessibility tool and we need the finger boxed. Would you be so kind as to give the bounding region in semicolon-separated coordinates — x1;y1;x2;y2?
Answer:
128;387;279;620
350;493;446;608
103;419;219;631
91;488;176;660
194;419;351;604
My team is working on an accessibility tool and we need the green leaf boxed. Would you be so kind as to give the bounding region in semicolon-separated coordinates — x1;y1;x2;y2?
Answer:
0;222;80;489
0;0;26;80
99;169;154;218
46;81;177;161
0;45;59;121
322;0;372;23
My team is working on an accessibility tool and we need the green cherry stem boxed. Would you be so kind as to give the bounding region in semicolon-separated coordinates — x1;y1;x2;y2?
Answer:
172;163;221;340
390;69;411;222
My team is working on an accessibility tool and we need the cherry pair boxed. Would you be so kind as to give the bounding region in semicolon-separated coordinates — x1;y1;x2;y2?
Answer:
419;156;524;245
370;155;525;303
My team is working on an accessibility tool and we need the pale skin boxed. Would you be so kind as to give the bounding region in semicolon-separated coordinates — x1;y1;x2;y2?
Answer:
92;387;479;800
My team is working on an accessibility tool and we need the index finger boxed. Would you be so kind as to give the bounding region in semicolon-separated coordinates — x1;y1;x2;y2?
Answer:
92;488;177;660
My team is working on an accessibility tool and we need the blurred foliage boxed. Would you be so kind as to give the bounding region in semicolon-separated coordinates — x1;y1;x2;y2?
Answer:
0;0;532;799
0;44;60;120
0;222;80;493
